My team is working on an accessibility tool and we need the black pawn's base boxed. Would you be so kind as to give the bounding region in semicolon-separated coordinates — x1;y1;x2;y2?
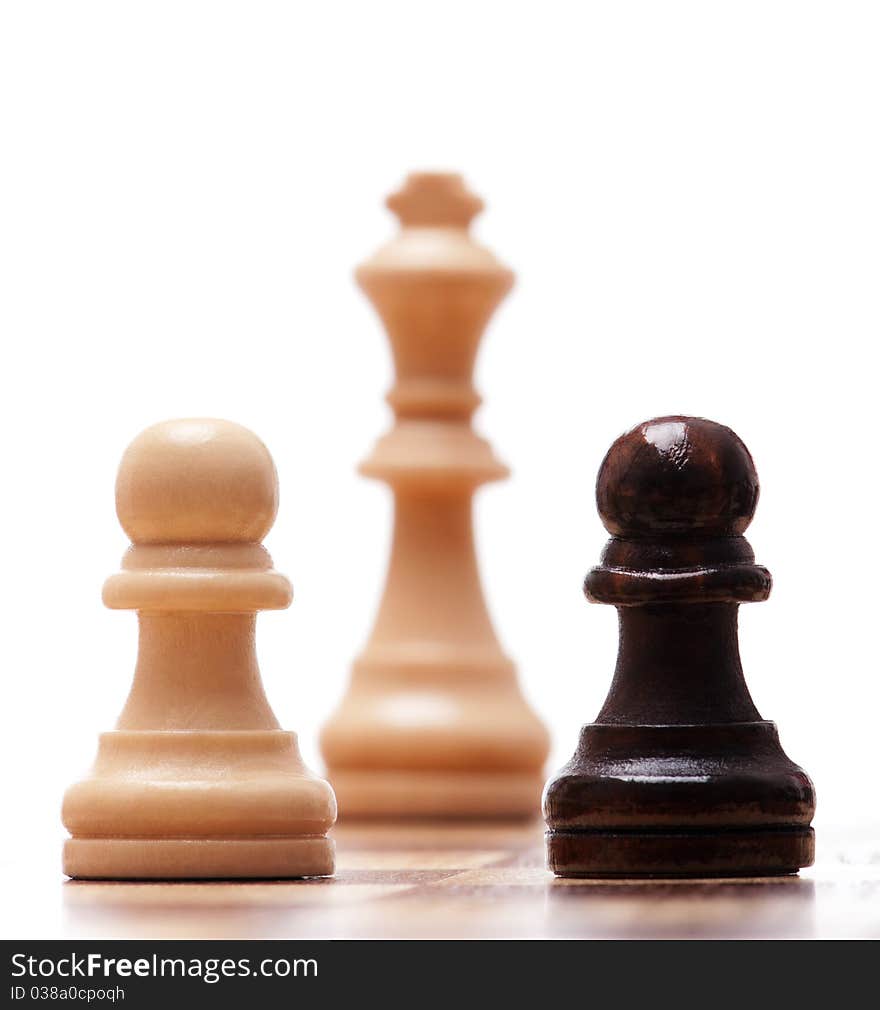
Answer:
546;826;815;878
543;722;815;879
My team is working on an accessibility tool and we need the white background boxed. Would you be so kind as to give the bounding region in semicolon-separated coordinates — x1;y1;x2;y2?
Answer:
1;0;878;870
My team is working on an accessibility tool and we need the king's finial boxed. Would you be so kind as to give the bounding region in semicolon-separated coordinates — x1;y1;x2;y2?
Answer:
386;172;484;228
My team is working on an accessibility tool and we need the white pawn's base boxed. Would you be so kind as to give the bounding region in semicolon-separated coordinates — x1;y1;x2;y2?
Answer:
62;730;337;879
63;836;335;880
328;769;544;819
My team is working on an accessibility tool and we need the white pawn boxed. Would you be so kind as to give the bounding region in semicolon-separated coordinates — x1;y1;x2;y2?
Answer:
62;418;336;879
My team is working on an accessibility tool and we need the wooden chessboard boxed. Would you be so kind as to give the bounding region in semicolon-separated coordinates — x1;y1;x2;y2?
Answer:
2;822;864;940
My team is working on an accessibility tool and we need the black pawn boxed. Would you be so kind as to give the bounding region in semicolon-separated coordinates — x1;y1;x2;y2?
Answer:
544;416;815;877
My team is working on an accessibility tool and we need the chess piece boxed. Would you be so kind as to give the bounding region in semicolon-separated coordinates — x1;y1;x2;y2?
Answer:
62;419;336;879
320;173;549;816
544;416;815;876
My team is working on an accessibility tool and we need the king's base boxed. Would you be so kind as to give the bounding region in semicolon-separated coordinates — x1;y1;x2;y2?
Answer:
546;827;815;878
329;768;544;818
63;836;335;880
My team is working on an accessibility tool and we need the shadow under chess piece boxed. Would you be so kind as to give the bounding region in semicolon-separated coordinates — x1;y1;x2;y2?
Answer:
320;173;549;817
62;419;336;879
544;416;815;877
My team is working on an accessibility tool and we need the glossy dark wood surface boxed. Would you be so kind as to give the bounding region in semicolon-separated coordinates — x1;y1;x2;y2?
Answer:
544;416;815;877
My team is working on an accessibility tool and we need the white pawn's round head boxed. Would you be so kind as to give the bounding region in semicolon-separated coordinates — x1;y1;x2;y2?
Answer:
115;418;279;545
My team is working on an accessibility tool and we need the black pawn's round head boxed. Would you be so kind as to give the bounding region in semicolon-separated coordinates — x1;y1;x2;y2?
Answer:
596;416;759;538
